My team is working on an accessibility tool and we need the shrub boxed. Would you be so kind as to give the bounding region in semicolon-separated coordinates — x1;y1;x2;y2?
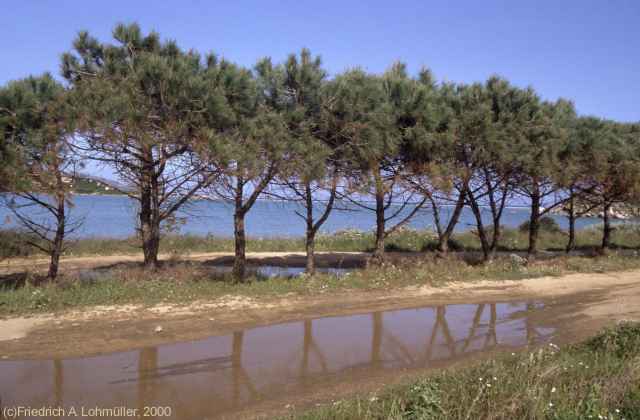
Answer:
421;238;464;252
0;229;39;259
518;216;563;234
585;321;640;358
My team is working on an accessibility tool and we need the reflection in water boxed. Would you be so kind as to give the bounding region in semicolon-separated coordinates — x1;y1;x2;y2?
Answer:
1;302;554;419
138;348;157;415
212;265;352;279
53;359;63;409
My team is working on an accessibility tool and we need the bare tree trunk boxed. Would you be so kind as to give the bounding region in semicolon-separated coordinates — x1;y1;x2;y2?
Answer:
225;165;278;281
303;177;337;275
601;201;613;252
467;191;491;262
305;230;316;275
233;204;247;281
490;222;502;253
140;202;160;268
373;171;386;262
304;181;316;275
48;188;66;281
139;153;161;269
487;178;509;253
429;197;444;239
527;183;541;258
566;190;576;253
437;188;466;254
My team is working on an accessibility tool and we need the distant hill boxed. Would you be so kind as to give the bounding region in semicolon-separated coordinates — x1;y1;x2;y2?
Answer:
68;174;130;195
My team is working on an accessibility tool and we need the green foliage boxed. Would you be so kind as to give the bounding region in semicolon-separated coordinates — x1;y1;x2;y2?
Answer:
0;73;67;192
403;380;444;419
0;229;37;258
71;177;121;195
2;20;640;270
519;216;563;234
585;321;640;358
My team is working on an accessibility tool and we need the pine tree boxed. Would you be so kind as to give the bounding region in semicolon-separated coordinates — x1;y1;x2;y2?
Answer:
62;23;218;269
0;74;80;280
267;49;340;275
513;96;576;257
197;56;291;280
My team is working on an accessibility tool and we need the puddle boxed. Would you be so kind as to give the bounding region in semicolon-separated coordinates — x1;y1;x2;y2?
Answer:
0;301;554;419
219;265;351;279
76;266;352;283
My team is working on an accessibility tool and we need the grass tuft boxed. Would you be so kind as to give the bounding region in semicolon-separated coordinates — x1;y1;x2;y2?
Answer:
286;322;640;420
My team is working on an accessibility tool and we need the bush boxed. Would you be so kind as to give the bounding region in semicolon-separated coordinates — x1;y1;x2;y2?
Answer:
585;321;640;358
0;229;39;259
421;238;464;252
518;216;563;234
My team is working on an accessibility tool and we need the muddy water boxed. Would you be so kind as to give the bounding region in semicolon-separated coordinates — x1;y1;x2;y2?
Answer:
0;302;554;419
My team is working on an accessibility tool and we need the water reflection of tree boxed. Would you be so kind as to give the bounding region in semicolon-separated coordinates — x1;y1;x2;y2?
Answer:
54;360;63;408
138;347;157;414
111;302;548;414
231;331;257;406
420;306;457;365
295;304;528;376
300;320;328;382
460;304;498;353
525;303;546;345
371;312;415;366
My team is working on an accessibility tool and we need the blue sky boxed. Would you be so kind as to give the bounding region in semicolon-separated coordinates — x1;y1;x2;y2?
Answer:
3;0;638;124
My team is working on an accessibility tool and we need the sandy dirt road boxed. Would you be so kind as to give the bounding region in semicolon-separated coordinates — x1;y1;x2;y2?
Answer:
1;268;639;360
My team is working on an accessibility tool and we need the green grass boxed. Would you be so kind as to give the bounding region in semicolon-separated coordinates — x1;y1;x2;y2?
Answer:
0;225;640;258
285;322;640;419
2;253;640;317
2;223;638;259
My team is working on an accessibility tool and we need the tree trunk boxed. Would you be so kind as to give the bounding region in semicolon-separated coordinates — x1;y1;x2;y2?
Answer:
490;222;501;253
527;184;541;258
305;182;316;275
373;171;386;262
467;191;491;262
139;155;161;269
437;187;466;254
140;194;160;269
305;230;316;275
48;176;66;281
566;192;576;253
601;202;612;252
484;171;502;253
233;209;247;281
